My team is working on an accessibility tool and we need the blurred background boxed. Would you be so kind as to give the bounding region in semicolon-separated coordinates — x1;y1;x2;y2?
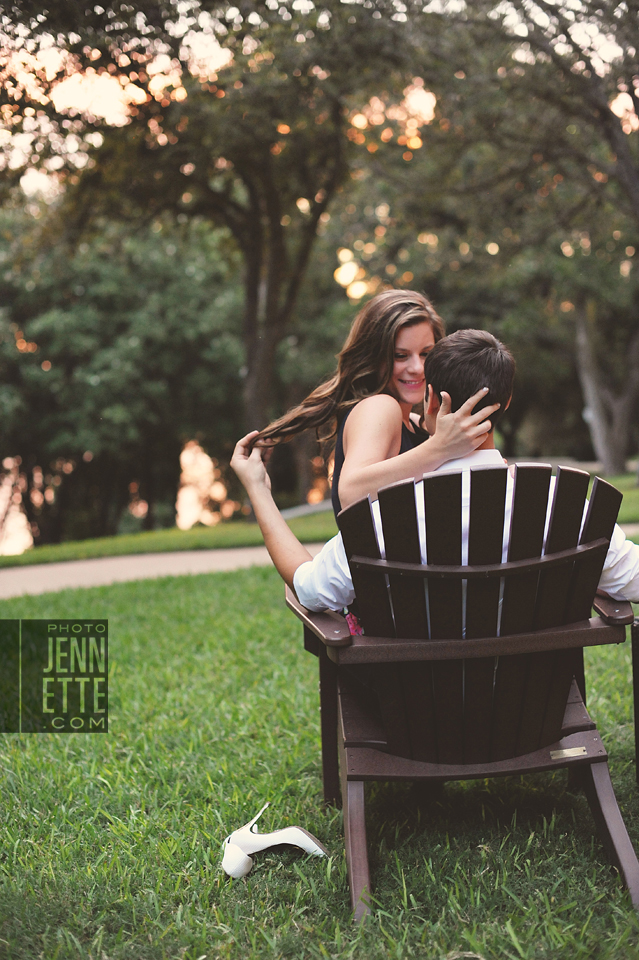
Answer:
0;0;637;554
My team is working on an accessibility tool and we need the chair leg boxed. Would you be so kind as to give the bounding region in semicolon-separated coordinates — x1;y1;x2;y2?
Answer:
319;644;340;806
339;732;371;921
632;620;639;787
342;780;371;921
582;760;639;911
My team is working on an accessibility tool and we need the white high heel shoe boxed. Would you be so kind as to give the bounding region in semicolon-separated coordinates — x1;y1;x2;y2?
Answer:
222;802;328;878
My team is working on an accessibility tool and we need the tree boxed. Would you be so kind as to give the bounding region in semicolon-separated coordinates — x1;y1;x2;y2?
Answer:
0;205;246;541
1;0;429;430
4;0;637;488
475;0;639;472
316;1;639;471
417;0;639;472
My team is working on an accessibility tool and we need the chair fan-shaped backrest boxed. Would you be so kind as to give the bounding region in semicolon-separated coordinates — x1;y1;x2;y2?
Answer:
337;465;622;764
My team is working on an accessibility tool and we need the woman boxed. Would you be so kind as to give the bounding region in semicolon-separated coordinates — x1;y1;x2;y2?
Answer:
252;289;498;514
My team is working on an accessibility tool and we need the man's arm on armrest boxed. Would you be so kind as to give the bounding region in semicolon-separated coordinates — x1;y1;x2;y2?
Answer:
292;533;354;611
230;432;312;591
285;586;352;646
599;525;639;604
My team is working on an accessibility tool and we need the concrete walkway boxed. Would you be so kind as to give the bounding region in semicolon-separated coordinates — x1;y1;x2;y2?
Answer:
0;544;326;600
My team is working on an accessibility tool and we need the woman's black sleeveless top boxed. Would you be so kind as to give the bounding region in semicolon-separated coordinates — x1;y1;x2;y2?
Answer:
331;406;429;519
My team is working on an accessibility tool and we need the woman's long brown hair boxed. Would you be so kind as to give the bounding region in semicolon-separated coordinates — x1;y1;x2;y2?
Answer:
255;289;445;453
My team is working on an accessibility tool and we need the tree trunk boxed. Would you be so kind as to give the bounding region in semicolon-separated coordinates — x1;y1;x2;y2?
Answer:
240;217;286;432
575;301;639;476
141;452;155;531
242;321;282;432
291;431;320;505
237;147;343;435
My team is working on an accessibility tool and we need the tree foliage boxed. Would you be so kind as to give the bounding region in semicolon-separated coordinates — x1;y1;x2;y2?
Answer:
0;207;245;541
1;0;430;429
310;0;639;469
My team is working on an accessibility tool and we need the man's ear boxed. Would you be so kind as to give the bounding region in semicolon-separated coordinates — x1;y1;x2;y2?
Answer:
426;384;441;416
505;393;512;411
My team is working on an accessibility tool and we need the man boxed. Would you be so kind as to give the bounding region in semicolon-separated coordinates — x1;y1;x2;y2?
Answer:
231;330;639;612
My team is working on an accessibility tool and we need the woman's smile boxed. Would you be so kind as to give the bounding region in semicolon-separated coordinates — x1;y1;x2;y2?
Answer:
387;321;435;417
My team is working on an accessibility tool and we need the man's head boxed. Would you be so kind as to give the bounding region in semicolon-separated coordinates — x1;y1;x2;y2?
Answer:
424;329;515;432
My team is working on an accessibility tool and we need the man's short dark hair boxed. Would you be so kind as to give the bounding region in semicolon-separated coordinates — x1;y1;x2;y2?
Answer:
424;329;515;430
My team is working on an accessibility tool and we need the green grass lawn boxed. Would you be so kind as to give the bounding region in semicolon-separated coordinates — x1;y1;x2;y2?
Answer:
0;570;638;958
0;510;339;569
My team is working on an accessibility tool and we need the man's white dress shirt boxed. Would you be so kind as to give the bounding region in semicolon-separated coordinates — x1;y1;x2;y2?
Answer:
293;449;639;612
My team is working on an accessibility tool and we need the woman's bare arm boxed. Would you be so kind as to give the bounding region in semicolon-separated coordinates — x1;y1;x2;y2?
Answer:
338;388;499;509
231;432;312;590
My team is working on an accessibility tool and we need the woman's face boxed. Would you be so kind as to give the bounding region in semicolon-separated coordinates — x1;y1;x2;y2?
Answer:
386;321;436;411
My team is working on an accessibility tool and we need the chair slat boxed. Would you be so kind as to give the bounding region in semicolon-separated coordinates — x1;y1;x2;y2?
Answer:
565;478;623;623
397;662;438;762
581;477;624;543
339;497;394;637
432;660;464;763
338;669;386;747
515;651;558;754
463;657;497;763
500;465;552;636
508;465;552;559
538;649;580;746
378;480;421;561
498;467;552;743
422;472;464;761
468;466;509;563
546;467;591;553
490;654;531;760
535;467;590;629
467;467;507;639
378;481;428;639
362;663;413;758
463;468;507;761
423;473;463;640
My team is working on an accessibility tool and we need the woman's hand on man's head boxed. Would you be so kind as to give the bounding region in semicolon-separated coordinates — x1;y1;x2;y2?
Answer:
429;387;500;459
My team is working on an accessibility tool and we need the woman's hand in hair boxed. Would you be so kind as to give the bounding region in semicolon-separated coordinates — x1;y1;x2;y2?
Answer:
429;388;500;459
231;431;273;494
230;431;313;592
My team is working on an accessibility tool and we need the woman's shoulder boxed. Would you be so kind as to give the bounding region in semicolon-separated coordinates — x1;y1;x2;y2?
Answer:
348;394;403;419
343;394;403;441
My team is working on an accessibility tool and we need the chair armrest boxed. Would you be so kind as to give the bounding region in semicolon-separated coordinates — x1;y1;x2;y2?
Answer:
593;596;635;625
285;585;352;647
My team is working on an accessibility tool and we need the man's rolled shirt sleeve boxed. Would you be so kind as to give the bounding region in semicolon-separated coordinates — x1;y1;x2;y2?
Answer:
599;525;639;602
293;534;355;612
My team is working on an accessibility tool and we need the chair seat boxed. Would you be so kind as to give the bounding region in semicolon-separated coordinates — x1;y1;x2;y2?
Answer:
342;729;607;783
339;672;596;751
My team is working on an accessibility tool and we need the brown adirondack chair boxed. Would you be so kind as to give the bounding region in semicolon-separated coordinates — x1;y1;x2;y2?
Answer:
286;464;638;921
